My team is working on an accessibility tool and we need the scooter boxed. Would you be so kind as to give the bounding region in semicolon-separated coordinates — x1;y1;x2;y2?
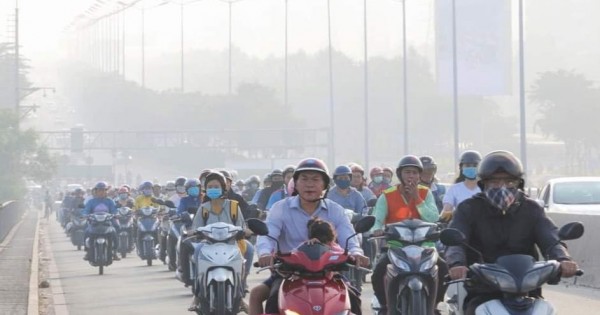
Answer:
167;212;190;271
136;206;159;266
370;219;441;315
67;214;87;250
87;212;115;275
343;209;365;292
190;222;246;315
440;222;584;315
115;207;135;258
247;215;375;315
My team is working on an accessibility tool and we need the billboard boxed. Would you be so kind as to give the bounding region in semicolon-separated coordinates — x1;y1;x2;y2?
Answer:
435;0;513;96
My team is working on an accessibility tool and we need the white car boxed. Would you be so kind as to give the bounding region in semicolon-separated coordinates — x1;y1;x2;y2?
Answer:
537;177;600;215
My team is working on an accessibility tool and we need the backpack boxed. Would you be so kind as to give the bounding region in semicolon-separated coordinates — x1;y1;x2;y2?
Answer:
201;200;239;226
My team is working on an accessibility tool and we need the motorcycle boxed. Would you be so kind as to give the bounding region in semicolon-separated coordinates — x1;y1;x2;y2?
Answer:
66;214;87;250
136;206;160;266
168;212;191;272
247;215;375;315
114;207;135;258
87;212;116;275
440;222;584;315
343;209;365;292
370;218;441;315
190;222;246;315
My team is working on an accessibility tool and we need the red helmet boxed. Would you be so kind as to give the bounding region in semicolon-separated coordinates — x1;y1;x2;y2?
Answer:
118;186;130;194
370;167;384;178
293;158;330;187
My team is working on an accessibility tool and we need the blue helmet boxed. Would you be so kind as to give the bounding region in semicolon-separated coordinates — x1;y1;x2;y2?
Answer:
94;181;108;190
333;165;352;178
139;181;153;190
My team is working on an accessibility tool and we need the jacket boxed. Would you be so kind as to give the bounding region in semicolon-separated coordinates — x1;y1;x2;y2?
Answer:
445;192;571;268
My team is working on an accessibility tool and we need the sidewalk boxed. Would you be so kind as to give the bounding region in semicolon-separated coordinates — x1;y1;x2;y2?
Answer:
0;209;38;315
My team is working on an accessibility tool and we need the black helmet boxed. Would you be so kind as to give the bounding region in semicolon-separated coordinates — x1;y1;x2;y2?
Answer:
271;169;284;177
419;156;437;171
204;172;227;190
478;150;524;181
293;158;330;187
247;175;260;184
185;178;200;190
282;165;296;176
460;150;482;166
396;155;423;178
220;170;233;182
175;176;187;187
94;181;109;190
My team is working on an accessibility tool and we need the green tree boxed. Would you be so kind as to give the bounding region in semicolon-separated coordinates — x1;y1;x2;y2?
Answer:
530;70;600;173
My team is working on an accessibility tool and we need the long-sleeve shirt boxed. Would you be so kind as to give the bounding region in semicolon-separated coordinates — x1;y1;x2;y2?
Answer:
370;187;439;231
134;195;161;211
81;198;117;215
357;186;377;203
177;195;201;215
326;186;367;215
191;200;245;230
256;196;363;256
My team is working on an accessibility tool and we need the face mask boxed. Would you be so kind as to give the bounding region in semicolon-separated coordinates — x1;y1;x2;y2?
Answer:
335;179;351;189
271;180;284;189
383;177;392;185
206;188;223;200
462;167;478;180
142;189;152;197
187;187;200;197
485;186;518;210
118;194;128;200
250;183;259;189
373;176;383;184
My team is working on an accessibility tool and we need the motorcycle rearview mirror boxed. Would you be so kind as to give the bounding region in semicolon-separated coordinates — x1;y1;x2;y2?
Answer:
247;218;281;254
558;222;584;241
439;228;465;246
354;215;375;234
163;200;176;208
367;199;378;208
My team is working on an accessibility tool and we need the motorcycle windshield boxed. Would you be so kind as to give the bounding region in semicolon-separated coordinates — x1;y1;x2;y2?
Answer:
197;222;241;241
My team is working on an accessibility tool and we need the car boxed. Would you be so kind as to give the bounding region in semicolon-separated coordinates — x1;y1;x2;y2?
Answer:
536;177;600;215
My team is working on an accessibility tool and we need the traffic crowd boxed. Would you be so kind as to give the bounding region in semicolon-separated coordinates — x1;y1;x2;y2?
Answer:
55;150;580;315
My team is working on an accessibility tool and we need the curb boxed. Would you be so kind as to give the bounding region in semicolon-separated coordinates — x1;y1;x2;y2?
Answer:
27;210;40;315
45;219;70;315
0;211;27;255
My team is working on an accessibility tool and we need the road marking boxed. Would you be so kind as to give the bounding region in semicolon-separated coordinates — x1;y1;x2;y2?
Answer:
27;210;40;315
0;210;27;255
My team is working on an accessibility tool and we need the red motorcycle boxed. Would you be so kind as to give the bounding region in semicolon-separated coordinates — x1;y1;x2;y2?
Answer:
247;216;375;315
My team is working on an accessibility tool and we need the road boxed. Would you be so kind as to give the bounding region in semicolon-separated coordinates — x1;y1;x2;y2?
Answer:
43;217;600;314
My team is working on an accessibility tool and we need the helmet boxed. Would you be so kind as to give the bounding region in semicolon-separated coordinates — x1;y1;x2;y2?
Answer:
478;150;524;181
185;178;200;189
333;165;352;178
282;165;296;176
165;181;176;191
94;181;108;190
204;172;227;190
382;167;394;175
395;155;424;178
370;167;384;178
139;181;153;190
118;186;130;194
199;169;213;181
271;169;284;177
74;188;85;194
175;177;187;187
350;164;365;175
235;180;245;187
264;173;272;184
460;150;483;166
247;175;260;184
420;156;437;171
220;170;233;182
293;158;330;187
152;183;161;188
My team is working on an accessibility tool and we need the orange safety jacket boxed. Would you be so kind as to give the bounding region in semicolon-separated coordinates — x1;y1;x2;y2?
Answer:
384;185;430;224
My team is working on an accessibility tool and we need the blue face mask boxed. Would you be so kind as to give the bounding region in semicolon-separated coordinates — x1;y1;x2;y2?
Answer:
118;193;128;200
187;187;200;197
335;179;351;189
373;176;383;184
142;189;152;196
206;188;222;200
462;167;478;180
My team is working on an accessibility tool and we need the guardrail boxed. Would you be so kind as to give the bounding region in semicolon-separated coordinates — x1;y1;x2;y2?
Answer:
547;212;599;288
0;201;22;243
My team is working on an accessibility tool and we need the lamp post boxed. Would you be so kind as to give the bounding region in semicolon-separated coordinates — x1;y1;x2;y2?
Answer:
220;0;243;95
284;0;289;108
451;0;460;166
327;0;335;166
518;0;527;176
363;0;369;167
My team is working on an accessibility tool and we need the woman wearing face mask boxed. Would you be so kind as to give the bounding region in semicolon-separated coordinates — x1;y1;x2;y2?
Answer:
115;186;134;208
368;166;391;197
134;181;163;213
176;179;201;216
440;150;482;221
186;172;253;312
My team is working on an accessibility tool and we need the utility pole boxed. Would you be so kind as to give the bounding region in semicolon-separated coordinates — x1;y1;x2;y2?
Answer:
14;0;20;128
518;0;528;177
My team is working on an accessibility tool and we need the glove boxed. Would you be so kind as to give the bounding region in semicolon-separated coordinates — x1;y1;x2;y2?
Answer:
440;210;453;222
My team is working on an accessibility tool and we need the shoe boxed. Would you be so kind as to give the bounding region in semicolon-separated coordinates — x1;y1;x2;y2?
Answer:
83;253;89;261
112;254;121;261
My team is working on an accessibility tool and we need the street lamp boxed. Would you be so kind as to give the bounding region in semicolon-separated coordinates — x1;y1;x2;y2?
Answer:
326;0;335;166
363;0;369;168
390;0;409;155
220;0;244;95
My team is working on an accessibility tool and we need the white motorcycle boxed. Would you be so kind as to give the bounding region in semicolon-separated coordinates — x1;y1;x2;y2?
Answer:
190;222;245;315
440;222;584;315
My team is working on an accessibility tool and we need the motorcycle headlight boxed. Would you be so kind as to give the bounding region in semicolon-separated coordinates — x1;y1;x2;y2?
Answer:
388;250;411;271
479;267;518;293
521;264;556;292
419;250;438;272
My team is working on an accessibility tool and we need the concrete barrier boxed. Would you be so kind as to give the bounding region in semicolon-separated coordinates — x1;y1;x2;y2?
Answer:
0;201;22;243
547;212;600;288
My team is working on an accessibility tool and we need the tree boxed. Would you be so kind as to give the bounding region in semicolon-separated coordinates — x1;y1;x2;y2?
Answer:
530;70;600;172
